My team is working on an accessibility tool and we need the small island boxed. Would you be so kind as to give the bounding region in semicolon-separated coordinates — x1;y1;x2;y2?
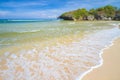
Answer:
58;5;120;21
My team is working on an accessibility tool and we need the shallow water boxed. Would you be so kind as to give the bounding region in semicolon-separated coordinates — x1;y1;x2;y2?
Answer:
0;20;120;80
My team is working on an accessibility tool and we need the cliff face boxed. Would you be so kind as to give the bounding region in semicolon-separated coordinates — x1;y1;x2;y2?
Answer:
58;11;75;20
58;5;120;21
58;15;74;20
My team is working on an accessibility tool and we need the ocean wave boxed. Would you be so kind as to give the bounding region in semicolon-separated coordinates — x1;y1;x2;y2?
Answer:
0;30;42;34
0;26;120;80
78;30;120;80
15;30;42;33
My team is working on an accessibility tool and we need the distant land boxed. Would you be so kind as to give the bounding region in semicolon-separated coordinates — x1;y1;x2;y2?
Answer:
58;5;120;21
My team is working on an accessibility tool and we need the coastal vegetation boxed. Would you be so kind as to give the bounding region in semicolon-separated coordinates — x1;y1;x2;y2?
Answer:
58;5;120;21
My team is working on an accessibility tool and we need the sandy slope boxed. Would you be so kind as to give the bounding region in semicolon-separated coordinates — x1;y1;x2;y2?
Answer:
82;38;120;80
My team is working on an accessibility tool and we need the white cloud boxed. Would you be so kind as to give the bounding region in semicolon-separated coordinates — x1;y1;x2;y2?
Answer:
0;0;119;19
0;1;47;7
86;0;120;7
0;11;10;16
65;0;120;10
65;1;92;10
0;9;64;19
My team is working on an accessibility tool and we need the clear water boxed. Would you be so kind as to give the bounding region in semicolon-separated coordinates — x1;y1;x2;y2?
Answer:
0;20;120;80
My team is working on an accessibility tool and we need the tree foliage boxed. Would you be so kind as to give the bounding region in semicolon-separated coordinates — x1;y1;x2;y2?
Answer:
59;5;120;21
73;8;88;20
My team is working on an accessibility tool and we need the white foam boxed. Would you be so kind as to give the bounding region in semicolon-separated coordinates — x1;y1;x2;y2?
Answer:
10;54;17;59
4;52;10;56
0;27;120;80
77;27;120;80
77;36;119;80
27;49;37;54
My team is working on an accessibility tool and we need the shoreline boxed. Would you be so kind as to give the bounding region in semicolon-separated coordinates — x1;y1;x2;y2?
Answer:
0;21;120;80
76;35;120;80
82;37;120;80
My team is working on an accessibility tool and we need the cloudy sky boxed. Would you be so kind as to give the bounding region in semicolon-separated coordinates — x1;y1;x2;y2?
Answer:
0;0;120;19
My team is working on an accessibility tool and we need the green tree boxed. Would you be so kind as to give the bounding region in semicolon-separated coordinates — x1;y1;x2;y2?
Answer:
58;5;120;21
104;5;116;18
89;8;97;15
73;8;88;20
96;7;106;17
115;8;120;20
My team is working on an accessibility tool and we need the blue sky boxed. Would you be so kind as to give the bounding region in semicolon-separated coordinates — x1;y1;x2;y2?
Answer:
0;0;120;19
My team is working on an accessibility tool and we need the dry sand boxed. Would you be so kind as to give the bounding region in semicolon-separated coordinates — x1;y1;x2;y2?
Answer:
82;38;120;80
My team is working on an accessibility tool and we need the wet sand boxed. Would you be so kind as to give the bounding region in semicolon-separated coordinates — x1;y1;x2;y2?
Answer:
82;38;120;80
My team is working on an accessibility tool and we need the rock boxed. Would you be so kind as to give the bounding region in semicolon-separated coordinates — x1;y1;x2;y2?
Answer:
87;15;95;21
58;5;120;21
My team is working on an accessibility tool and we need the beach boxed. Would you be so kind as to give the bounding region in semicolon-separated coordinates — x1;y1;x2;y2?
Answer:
0;21;120;80
0;0;120;80
82;38;120;80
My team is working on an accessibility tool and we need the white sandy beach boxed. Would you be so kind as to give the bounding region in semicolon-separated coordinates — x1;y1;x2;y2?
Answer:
82;38;120;80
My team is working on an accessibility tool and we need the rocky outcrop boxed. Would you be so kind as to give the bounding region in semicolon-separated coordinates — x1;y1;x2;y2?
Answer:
58;5;120;21
58;15;74;20
114;16;120;20
114;12;120;20
87;15;95;20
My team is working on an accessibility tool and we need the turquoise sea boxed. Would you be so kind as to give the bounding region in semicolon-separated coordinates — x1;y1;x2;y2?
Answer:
0;19;120;80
